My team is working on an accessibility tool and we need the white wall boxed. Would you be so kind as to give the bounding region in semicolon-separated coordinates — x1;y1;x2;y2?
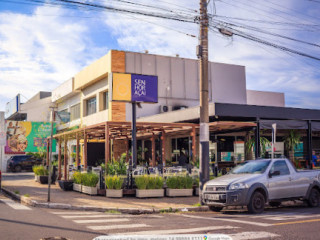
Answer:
125;52;247;119
81;77;109;126
57;93;81;131
247;90;285;107
20;97;52;122
210;62;247;104
52;78;73;102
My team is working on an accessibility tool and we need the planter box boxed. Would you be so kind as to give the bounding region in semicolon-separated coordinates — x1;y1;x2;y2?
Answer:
195;187;199;196
98;189;106;196
166;188;193;197
35;175;40;182
136;189;164;198
58;180;74;191
106;189;123;198
73;183;82;192
39;175;48;184
82;185;97;195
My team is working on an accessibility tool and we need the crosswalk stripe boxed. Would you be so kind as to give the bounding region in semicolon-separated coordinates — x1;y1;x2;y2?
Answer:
0;199;31;210
51;211;101;215
60;214;161;219
74;219;130;224
61;215;122;219
229;231;280;240
180;214;272;227
115;226;238;235
88;224;149;230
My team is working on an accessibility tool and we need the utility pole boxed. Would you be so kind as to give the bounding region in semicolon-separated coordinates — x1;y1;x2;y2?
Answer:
198;0;210;201
47;106;55;202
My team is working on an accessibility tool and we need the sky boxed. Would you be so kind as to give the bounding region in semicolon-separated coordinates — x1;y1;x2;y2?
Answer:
0;0;319;111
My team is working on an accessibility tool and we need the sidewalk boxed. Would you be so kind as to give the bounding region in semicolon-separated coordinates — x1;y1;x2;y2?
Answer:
2;175;207;214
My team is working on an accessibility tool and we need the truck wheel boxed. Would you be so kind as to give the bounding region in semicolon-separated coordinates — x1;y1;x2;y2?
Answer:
14;165;22;172
307;188;320;207
247;191;265;214
209;206;223;212
269;202;281;207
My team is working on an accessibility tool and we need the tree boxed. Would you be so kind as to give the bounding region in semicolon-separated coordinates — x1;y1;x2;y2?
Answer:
284;130;301;165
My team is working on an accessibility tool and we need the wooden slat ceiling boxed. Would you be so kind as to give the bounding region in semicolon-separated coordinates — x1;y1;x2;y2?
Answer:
53;121;256;140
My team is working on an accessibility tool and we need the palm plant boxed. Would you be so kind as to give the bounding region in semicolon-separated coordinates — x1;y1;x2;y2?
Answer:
245;135;271;159
284;130;301;164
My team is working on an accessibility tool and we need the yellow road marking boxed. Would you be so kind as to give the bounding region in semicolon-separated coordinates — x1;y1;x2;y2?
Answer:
273;218;320;226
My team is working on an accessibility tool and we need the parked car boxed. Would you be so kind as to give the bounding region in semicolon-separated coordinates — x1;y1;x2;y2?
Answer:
202;158;320;214
7;155;43;172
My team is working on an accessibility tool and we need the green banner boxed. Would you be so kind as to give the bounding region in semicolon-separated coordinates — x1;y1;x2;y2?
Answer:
6;121;56;154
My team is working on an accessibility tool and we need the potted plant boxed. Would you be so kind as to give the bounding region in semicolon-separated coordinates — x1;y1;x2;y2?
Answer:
81;172;99;195
73;171;83;192
58;179;74;191
105;175;124;198
135;175;164;198
33;165;41;182
284;130;301;165
166;175;193;197
33;165;49;184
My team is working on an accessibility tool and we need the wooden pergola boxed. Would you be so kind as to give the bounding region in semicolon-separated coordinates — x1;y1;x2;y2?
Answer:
52;121;197;180
51;120;256;180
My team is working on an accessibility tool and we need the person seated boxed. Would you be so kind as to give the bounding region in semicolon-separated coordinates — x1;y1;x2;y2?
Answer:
178;151;188;166
312;151;320;167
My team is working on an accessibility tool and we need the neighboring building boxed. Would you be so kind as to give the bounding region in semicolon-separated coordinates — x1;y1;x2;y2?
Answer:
1;91;53;172
5;91;52;122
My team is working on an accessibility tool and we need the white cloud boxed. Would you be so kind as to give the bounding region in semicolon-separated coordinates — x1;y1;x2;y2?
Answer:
101;0;320;109
0;0;319;112
0;5;105;110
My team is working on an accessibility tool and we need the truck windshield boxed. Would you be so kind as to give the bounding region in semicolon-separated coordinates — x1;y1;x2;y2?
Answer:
230;160;271;174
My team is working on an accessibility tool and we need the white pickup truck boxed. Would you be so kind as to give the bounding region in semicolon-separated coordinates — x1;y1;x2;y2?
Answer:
202;158;320;213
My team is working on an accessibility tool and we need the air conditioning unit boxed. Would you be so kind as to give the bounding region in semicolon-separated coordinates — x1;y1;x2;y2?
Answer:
160;105;173;113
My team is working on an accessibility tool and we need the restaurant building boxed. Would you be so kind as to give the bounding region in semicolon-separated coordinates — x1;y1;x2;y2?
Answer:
51;49;308;179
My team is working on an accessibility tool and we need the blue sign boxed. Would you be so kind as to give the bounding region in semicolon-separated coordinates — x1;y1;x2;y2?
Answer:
112;73;158;103
131;74;158;103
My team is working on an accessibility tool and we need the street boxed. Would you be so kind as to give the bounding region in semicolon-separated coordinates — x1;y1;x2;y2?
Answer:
0;191;319;240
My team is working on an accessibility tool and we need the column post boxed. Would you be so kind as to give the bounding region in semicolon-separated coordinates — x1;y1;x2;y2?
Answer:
58;138;62;180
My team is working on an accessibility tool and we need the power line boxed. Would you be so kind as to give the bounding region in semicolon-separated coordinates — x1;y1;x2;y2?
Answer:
212;19;320;48
4;0;320;63
210;25;320;61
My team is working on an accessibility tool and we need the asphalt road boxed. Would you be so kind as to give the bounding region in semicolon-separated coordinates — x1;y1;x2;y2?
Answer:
0;191;320;240
1;172;320;240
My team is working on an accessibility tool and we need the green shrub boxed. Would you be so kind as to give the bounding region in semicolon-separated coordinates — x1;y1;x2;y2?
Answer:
105;175;124;190
153;176;164;189
166;175;193;189
32;165;48;176
73;171;84;184
135;175;164;190
106;158;127;176
82;172;99;187
192;177;199;187
135;175;149;190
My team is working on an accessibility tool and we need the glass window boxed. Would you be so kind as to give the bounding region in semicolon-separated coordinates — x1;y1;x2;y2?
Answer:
102;92;109;110
60;109;69;123
86;97;96;116
231;160;271;174
270;160;290;176
70;104;80;121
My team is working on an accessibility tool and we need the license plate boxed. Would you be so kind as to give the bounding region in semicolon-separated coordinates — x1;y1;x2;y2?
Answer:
205;194;220;200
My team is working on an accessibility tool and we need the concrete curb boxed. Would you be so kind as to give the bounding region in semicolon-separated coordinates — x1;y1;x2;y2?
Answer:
2;187;209;214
